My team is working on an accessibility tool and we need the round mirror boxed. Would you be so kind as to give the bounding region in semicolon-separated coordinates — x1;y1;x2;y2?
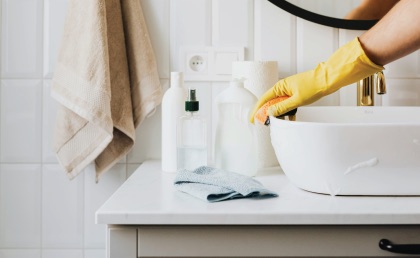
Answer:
267;0;398;30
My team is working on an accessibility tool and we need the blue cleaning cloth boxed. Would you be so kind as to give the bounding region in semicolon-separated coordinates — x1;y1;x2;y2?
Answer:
174;166;278;202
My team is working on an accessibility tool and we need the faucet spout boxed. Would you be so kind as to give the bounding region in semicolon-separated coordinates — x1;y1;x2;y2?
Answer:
357;75;375;106
376;71;387;95
357;71;386;106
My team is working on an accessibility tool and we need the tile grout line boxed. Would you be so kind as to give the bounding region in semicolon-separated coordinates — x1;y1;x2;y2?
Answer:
291;14;297;75
249;0;255;62
0;1;7;251
81;161;86;257
40;0;45;253
40;164;44;252
0;0;3;165
41;0;45;165
0;0;2;77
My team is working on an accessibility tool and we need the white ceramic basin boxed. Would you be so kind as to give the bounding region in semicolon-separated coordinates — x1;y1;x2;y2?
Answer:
270;106;420;196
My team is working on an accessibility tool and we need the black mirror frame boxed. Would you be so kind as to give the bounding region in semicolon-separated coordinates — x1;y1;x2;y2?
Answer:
268;0;378;30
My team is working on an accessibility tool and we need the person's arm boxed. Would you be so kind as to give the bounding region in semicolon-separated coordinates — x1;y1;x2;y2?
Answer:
359;0;420;66
345;0;399;20
250;0;420;123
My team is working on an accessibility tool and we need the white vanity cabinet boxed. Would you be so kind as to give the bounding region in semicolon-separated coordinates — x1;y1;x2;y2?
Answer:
97;161;420;257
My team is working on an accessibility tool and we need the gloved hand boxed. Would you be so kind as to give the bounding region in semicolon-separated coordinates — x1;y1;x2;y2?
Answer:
249;37;384;123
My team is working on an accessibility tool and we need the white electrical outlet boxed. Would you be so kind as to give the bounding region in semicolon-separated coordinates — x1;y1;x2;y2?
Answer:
188;55;207;72
180;46;244;81
180;47;211;81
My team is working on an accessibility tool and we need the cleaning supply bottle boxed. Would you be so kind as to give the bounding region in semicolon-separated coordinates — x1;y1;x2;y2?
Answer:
161;72;186;172
177;88;207;171
214;78;258;176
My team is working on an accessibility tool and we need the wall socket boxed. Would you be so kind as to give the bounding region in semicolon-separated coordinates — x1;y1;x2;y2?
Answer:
180;46;244;81
188;55;207;72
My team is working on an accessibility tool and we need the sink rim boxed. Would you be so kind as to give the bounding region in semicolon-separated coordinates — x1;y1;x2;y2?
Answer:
269;106;420;127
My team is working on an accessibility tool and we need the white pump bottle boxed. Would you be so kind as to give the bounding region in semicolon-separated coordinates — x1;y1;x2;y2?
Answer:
214;78;258;176
161;72;186;172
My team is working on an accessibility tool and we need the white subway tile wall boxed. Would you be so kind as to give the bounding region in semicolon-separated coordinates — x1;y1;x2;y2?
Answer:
83;249;106;258
83;164;126;249
254;0;296;78
1;0;43;78
41;249;83;258
0;0;419;257
1;80;42;163
42;81;58;163
0;164;42;248
0;250;41;258
43;0;68;78
383;78;420;106
42;165;84;248
212;0;254;59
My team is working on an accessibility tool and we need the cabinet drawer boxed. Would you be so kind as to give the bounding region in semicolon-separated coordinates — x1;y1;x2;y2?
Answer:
137;225;420;257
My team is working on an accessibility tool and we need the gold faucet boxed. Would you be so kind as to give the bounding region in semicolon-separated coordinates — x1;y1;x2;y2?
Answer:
357;71;386;106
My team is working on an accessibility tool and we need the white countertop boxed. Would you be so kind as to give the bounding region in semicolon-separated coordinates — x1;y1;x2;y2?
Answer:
96;160;420;225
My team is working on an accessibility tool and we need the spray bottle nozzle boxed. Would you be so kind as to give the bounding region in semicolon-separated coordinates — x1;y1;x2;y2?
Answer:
188;89;197;101
185;88;199;112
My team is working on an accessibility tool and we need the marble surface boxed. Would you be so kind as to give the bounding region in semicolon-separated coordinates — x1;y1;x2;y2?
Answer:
96;160;420;225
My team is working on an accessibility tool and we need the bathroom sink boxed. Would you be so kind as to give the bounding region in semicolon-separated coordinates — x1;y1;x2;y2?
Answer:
270;106;420;196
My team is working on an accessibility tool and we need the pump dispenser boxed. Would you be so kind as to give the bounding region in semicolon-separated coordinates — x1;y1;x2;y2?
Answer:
214;78;258;176
177;88;207;171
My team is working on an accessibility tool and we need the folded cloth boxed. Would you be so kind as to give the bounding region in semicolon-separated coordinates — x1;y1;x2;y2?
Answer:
52;0;161;180
174;167;278;202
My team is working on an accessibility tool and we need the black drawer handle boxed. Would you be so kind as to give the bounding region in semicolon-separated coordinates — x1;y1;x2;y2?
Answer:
379;239;420;254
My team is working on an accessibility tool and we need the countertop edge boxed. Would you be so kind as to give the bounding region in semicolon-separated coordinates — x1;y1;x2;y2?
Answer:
96;160;420;226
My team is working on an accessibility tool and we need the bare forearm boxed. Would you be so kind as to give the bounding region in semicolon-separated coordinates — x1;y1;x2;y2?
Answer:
359;0;420;66
345;0;399;20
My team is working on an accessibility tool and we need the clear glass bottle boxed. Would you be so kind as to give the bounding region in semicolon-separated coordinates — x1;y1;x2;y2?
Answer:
177;89;207;171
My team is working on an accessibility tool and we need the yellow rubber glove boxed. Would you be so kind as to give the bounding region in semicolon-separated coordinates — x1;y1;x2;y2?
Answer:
250;37;384;123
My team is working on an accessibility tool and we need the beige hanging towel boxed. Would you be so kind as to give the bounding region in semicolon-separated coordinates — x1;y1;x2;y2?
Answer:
52;0;162;180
